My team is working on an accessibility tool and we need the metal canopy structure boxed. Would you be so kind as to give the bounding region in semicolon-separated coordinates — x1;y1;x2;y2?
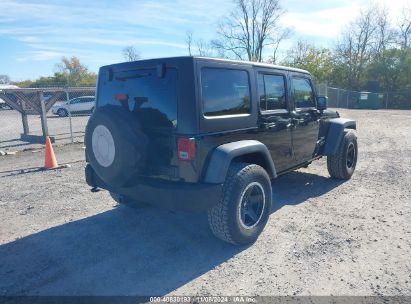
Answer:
0;87;94;143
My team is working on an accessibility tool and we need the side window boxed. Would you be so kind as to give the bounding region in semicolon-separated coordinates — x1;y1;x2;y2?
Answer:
292;77;315;108
202;68;251;117
70;99;78;104
257;73;286;111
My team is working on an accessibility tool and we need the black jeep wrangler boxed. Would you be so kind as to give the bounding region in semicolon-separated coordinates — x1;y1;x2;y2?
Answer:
85;57;357;245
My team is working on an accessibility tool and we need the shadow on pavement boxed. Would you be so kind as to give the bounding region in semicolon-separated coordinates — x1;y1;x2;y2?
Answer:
0;207;243;296
271;170;345;212
0;171;344;296
0;133;84;150
0;141;40;150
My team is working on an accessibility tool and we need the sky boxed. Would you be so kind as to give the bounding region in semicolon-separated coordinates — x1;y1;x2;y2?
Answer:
0;0;409;81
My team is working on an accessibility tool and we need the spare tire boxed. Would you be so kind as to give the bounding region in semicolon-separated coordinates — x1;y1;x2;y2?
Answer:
85;105;148;187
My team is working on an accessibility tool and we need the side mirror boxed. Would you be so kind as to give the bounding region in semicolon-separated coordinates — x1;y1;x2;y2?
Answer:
316;96;328;112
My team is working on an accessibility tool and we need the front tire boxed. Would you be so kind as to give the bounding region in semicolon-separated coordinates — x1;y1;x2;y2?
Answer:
327;130;358;180
208;162;272;245
57;108;68;117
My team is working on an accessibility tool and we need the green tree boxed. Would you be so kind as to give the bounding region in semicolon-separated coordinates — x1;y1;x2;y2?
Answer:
282;41;334;83
14;57;97;87
56;56;97;86
367;48;411;91
12;79;33;88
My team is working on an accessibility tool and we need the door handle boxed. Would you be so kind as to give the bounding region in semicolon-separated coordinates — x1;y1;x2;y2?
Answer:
262;122;277;129
292;118;305;124
261;122;292;130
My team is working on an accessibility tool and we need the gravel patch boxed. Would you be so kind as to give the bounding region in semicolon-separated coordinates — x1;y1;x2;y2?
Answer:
0;109;410;296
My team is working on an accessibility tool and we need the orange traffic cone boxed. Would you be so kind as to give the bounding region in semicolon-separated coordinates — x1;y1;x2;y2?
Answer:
44;136;58;169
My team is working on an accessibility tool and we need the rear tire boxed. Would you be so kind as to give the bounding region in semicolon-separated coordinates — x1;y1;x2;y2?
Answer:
327;130;358;180
207;162;272;245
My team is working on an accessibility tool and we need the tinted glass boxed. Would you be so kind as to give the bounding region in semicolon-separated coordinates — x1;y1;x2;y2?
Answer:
257;74;286;111
292;77;315;108
97;68;177;129
202;68;250;117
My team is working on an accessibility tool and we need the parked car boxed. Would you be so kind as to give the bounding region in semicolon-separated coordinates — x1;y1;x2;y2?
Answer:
0;84;19;110
0;99;12;110
84;57;358;245
51;96;95;116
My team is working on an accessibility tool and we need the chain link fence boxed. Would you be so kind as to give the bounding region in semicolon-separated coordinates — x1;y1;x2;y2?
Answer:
47;88;95;145
0;87;95;151
1;83;411;151
316;83;411;110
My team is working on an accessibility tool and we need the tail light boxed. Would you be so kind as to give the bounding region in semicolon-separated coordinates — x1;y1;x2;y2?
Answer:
114;94;128;102
177;138;195;161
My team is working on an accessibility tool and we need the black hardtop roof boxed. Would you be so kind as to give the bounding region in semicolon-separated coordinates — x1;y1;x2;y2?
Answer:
100;56;310;75
195;56;310;74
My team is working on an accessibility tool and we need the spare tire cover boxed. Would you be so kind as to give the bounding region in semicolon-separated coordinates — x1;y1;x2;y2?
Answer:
85;105;148;187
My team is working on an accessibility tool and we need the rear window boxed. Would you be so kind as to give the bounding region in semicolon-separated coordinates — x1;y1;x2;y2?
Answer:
201;68;250;117
97;67;177;128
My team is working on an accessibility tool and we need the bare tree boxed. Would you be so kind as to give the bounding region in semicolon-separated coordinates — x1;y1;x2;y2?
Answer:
196;39;213;56
122;46;141;62
334;5;381;89
324;3;411;90
269;27;292;63
0;75;10;84
373;6;396;55
186;30;193;56
212;0;285;62
283;40;311;66
185;31;214;57
397;6;411;49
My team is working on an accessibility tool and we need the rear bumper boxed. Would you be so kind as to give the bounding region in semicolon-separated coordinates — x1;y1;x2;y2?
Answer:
85;164;222;211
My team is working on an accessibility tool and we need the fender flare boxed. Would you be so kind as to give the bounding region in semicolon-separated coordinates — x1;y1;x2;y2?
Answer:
203;140;277;184
323;118;356;156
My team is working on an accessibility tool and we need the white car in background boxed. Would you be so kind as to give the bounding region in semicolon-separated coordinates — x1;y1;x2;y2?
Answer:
0;98;12;110
0;84;19;110
51;96;95;117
